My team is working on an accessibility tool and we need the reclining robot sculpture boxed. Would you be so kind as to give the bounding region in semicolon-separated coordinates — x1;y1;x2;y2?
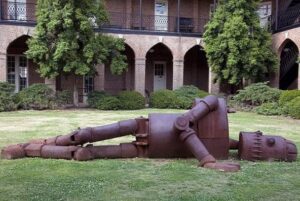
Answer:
1;95;297;172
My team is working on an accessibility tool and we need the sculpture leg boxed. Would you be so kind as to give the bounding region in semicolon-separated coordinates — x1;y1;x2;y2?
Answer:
34;119;139;146
1;143;138;161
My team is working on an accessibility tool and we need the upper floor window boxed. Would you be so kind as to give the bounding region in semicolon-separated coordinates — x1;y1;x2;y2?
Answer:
7;0;27;21
257;2;272;29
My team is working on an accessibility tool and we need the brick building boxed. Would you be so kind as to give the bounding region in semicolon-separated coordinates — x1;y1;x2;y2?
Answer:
0;0;299;105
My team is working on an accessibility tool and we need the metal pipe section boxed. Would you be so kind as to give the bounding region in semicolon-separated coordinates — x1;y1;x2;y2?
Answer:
44;119;138;146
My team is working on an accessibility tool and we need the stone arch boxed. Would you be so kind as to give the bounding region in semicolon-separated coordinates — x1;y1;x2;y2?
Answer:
104;43;136;94
145;43;174;94
279;39;299;90
183;45;209;91
6;35;44;92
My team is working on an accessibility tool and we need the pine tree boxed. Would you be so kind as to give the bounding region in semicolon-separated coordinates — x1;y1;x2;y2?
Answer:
203;0;278;90
26;0;127;78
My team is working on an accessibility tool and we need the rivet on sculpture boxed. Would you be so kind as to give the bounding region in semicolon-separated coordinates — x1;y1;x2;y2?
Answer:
1;95;297;172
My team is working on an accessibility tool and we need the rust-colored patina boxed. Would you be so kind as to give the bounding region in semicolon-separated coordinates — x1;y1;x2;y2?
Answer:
1;95;297;172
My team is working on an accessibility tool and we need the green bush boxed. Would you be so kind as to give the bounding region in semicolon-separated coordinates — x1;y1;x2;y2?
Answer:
56;90;73;106
174;85;209;109
0;92;17;112
118;91;145;110
285;96;300;119
150;90;181;109
0;82;18;112
87;91;107;108
255;102;283;116
0;82;15;94
232;82;282;110
96;96;121;110
17;84;56;110
279;90;300;106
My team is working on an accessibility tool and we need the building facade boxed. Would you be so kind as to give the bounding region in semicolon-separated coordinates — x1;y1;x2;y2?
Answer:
0;0;299;105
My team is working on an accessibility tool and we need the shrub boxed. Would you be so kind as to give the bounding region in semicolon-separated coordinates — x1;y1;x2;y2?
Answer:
232;82;282;110
0;82;18;112
87;91;107;108
0;92;17;112
279;90;300;106
150;90;181;109
255;102;283;116
96;96;121;110
0;82;15;94
56;90;73;106
285;96;300;119
17;84;56;110
174;85;209;109
118;91;145;110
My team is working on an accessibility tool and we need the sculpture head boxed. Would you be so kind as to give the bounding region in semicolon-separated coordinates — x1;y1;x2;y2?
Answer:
238;131;297;162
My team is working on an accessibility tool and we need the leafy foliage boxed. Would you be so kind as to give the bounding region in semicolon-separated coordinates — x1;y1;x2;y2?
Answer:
96;96;121;110
17;84;56;110
150;90;181;109
26;0;127;79
203;0;278;87
0;82;17;112
56;90;73;106
118;91;145;110
231;82;281;110
87;91;108;108
279;90;300;106
255;102;283;116
285;97;300;119
174;85;209;109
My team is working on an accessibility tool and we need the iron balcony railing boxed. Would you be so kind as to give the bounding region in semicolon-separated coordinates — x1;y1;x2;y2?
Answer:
1;1;300;34
102;12;209;34
277;3;300;31
0;1;208;34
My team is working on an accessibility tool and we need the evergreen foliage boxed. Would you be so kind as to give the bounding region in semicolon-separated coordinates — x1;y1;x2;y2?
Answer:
26;0;127;78
118;91;145;110
203;0;278;87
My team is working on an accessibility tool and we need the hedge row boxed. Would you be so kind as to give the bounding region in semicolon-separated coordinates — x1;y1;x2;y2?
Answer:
0;82;73;112
88;91;145;110
150;86;209;109
231;82;300;119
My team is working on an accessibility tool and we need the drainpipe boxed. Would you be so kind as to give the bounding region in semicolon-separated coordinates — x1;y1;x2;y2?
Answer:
139;0;142;30
177;0;180;33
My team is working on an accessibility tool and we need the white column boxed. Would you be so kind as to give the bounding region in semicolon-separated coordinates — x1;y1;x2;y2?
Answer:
94;64;105;91
0;53;6;82
135;58;146;96
172;59;184;90
45;78;56;91
208;68;220;94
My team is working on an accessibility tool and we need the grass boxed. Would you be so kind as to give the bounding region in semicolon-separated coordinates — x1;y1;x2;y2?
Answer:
0;109;299;201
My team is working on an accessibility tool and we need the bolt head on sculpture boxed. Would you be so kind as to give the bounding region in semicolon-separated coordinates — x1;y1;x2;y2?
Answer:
1;95;297;172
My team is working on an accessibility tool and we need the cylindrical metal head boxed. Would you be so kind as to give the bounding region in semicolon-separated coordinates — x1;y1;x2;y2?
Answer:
238;131;297;162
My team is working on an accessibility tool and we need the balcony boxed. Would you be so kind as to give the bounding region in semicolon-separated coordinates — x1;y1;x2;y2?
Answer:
100;12;209;36
0;1;209;36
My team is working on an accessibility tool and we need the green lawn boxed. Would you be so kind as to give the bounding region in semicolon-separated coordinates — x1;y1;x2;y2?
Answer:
0;109;299;201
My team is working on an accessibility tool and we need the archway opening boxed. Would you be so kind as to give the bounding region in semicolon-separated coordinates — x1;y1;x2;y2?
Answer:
104;44;135;95
6;35;44;92
146;43;173;94
183;45;209;91
279;40;299;90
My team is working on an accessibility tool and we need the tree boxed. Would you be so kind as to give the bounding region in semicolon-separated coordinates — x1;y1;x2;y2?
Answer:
26;0;127;79
203;0;278;90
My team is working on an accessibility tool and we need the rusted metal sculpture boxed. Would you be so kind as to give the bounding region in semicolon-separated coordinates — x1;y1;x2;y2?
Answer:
1;95;297;172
